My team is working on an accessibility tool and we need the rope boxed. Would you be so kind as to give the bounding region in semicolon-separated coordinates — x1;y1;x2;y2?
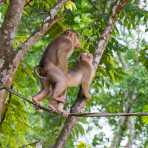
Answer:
0;82;148;118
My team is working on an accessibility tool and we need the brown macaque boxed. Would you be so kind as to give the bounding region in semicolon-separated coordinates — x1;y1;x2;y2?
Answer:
49;53;95;113
67;53;95;99
32;30;80;114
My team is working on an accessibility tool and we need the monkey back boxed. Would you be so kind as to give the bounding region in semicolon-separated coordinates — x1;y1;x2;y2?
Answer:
39;36;73;76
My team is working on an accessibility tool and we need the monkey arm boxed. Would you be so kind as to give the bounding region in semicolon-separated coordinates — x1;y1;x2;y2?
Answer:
81;79;91;99
32;78;51;103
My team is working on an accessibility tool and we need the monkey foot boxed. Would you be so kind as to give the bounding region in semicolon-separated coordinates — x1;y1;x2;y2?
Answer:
48;104;58;112
48;104;69;117
32;98;43;112
54;96;66;103
59;111;70;118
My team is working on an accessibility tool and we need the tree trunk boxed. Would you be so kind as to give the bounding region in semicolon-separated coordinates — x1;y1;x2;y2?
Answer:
0;0;68;123
53;1;128;147
0;0;25;122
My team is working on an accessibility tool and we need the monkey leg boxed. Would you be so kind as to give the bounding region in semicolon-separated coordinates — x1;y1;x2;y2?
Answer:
48;99;58;112
32;88;49;103
57;102;69;117
32;78;50;103
48;100;69;117
48;92;69;117
52;81;67;100
46;64;68;115
32;88;49;112
54;93;69;117
47;65;67;100
54;94;66;103
53;92;69;117
81;81;91;99
32;78;51;112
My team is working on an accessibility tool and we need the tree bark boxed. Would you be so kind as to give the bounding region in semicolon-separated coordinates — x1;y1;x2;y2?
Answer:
0;0;25;122
0;0;68;123
53;1;128;147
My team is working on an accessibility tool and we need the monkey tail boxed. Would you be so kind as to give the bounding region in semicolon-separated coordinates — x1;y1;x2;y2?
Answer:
34;66;46;79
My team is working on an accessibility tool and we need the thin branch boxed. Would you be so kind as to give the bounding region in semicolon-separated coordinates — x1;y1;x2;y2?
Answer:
0;85;58;115
1;84;148;118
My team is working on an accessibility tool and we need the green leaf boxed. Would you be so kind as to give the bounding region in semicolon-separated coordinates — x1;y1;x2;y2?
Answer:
65;0;77;11
142;105;148;124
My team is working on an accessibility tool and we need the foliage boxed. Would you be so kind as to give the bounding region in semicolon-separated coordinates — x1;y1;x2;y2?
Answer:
0;0;148;147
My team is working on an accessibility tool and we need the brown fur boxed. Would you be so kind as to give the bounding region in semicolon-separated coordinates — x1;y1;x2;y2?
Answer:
47;52;95;115
32;30;80;114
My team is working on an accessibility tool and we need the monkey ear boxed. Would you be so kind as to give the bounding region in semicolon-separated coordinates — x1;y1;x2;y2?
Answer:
67;31;73;38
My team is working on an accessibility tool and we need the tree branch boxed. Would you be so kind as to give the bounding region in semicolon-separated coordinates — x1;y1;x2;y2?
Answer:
1;83;147;118
53;0;128;147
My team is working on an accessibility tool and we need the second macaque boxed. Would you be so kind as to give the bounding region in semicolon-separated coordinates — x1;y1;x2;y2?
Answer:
50;53;95;113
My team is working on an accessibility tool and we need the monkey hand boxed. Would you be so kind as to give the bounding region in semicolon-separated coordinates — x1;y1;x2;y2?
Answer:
60;110;70;118
32;97;39;104
84;93;91;100
48;100;58;112
32;97;43;112
57;102;69;117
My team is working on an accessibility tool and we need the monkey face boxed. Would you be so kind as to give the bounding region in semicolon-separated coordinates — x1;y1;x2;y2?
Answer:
65;30;80;48
80;53;93;64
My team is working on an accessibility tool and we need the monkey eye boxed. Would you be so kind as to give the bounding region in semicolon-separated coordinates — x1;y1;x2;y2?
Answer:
87;55;91;59
80;55;84;60
87;54;93;59
80;54;85;60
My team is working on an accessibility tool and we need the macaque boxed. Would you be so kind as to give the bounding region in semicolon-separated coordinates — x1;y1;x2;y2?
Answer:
67;53;95;99
49;53;95;113
32;30;80;114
